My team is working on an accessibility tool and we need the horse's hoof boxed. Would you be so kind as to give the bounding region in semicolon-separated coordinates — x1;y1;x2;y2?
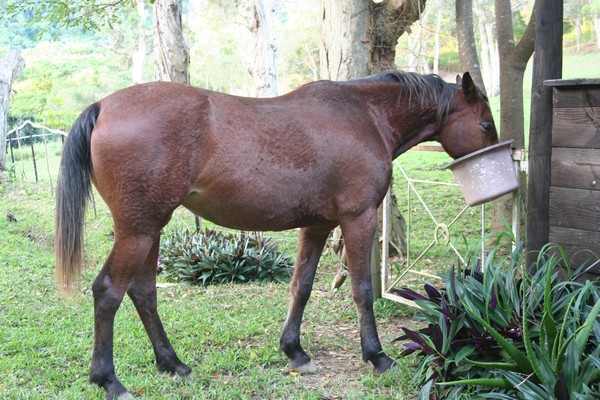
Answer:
290;360;318;374
175;369;193;383
372;355;395;375
157;359;192;378
105;391;134;400
175;363;192;378
116;392;134;400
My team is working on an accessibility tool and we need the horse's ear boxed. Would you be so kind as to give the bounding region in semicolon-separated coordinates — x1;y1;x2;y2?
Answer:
456;74;463;85
461;72;479;101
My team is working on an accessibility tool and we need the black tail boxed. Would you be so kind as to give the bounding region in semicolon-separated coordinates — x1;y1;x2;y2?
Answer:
55;103;100;295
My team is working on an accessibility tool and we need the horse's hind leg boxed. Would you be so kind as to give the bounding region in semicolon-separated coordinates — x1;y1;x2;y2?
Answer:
89;232;162;399
126;236;191;377
340;208;394;374
280;226;333;373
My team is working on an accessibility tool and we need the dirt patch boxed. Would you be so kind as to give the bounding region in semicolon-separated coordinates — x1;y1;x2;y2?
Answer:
283;288;420;399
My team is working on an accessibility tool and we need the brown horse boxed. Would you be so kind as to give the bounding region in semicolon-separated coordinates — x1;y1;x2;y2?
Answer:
55;71;497;399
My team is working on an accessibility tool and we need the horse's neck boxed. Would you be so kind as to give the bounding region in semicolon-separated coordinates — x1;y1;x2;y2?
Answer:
357;85;441;159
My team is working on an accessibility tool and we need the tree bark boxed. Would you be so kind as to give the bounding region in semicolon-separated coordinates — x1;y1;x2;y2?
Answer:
320;0;426;80
249;0;279;97
491;0;536;239
320;0;371;80
473;2;500;96
132;0;147;84
432;7;442;74
594;16;600;49
0;51;25;172
406;6;431;73
369;0;427;72
455;0;486;95
320;0;425;291
153;0;190;84
495;0;535;148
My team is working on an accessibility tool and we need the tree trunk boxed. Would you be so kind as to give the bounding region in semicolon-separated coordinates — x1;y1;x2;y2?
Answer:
249;0;279;97
320;0;371;80
594;16;600;49
320;0;425;293
406;7;431;73
472;2;500;96
369;0;426;72
575;16;582;53
491;0;535;239
0;51;25;172
320;0;426;80
132;0;147;84
455;0;486;95
153;0;190;84
433;7;442;74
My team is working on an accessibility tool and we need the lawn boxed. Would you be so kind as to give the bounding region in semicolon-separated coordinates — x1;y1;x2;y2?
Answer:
2;41;598;400
0;175;424;399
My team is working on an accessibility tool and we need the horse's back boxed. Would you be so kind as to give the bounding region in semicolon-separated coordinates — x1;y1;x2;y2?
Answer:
89;81;391;232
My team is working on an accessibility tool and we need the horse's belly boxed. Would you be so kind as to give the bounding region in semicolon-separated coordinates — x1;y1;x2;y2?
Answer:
181;187;336;231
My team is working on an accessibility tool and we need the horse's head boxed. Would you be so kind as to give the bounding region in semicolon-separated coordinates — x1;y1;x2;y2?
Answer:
437;72;499;159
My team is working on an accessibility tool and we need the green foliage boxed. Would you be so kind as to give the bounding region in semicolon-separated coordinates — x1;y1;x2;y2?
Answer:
158;229;293;285
3;0;136;35
9;41;131;130
0;180;415;399
396;239;600;399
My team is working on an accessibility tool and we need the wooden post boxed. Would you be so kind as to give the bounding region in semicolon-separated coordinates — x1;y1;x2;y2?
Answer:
380;187;391;297
28;128;38;183
371;229;381;299
526;0;563;268
9;136;14;164
16;127;25;181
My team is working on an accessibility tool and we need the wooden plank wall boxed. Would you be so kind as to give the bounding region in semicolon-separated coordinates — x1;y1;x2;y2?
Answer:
548;81;600;274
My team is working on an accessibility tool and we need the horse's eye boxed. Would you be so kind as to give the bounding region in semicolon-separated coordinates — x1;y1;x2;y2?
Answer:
480;122;492;132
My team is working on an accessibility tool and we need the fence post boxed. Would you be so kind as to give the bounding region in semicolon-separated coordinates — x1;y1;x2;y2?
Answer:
9;136;14;164
526;0;563;269
371;230;381;299
16;126;25;181
28;128;39;183
380;186;391;298
41;129;54;193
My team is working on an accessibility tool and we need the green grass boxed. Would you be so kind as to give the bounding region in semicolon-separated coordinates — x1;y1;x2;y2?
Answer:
3;46;596;398
391;149;495;283
0;178;419;399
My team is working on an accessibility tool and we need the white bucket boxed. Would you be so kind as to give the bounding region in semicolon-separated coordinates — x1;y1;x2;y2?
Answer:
445;140;518;206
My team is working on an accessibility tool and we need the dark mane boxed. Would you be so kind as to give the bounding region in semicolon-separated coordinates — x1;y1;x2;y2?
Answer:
349;70;456;123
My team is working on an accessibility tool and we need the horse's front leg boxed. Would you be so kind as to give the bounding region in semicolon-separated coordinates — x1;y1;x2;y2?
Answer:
340;208;394;374
280;226;333;373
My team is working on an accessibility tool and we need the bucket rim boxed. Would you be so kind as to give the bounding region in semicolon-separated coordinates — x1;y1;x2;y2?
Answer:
444;139;515;170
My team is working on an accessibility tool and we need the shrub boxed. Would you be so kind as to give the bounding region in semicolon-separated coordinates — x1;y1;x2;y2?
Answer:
158;229;293;285
395;240;600;400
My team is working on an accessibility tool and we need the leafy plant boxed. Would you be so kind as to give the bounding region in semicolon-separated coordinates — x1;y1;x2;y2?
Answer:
158;229;293;285
395;239;600;399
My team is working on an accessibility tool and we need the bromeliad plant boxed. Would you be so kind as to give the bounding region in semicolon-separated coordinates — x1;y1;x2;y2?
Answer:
395;239;600;400
158;229;293;285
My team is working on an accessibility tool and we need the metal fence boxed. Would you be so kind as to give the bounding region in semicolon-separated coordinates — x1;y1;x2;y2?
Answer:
4;121;66;191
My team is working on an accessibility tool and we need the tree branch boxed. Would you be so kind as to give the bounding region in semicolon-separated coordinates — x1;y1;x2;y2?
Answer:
512;3;536;65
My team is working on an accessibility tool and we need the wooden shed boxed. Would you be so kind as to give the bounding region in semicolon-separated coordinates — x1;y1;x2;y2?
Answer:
544;78;600;276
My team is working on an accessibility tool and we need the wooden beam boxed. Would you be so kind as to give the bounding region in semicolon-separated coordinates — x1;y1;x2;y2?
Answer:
552;107;600;148
551;147;600;190
549;186;600;232
526;0;563;268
